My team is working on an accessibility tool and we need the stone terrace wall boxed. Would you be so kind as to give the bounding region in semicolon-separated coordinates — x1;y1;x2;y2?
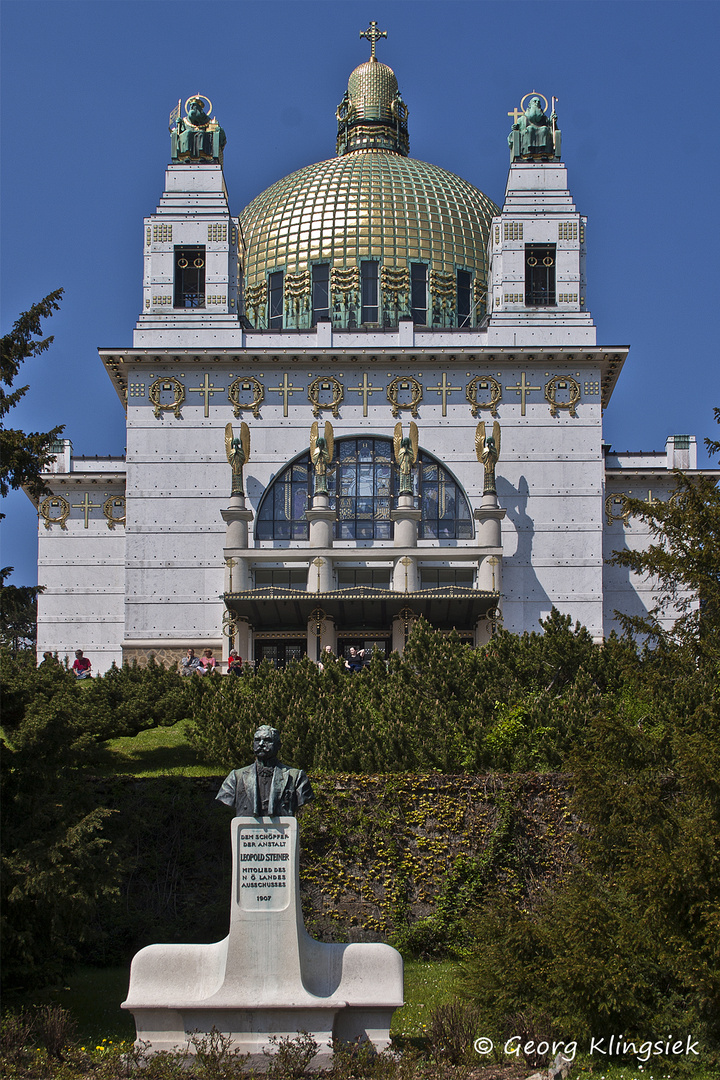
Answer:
93;773;575;962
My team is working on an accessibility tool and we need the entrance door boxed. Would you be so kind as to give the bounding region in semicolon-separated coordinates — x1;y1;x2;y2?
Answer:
256;640;307;668
339;637;392;661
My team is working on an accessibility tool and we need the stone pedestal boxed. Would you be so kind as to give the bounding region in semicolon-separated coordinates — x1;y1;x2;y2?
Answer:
222;496;254;550
305;492;336;550
222;496;255;593
473;493;506;549
474;494;506;646
391;494;422;547
122;817;403;1067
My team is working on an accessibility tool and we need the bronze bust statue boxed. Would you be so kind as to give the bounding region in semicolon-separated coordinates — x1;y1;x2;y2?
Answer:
216;726;313;817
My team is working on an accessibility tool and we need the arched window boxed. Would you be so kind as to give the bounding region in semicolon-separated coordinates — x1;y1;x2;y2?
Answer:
256;436;473;541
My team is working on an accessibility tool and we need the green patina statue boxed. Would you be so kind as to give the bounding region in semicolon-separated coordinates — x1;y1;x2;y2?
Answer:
310;420;334;496
170;95;226;163
225;422;250;497
508;95;560;162
475;420;501;496
216;726;314;817
394;421;418;496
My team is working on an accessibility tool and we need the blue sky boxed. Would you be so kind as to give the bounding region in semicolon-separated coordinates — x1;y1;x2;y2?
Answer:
1;0;718;586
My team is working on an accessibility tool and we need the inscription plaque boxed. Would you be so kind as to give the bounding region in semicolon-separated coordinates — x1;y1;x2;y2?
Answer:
237;823;291;911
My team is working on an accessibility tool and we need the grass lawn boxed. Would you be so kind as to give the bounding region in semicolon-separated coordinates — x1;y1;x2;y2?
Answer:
95;720;223;777
391;960;461;1038
7;963;717;1076
8;960;460;1045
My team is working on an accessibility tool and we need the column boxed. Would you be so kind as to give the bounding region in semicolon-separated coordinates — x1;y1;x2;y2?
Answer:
305;491;336;592
222;493;254;590
475;489;506;646
391;494;422;591
222;494;254;665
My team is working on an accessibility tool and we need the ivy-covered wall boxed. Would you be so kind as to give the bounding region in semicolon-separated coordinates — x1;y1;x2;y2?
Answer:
94;772;574;963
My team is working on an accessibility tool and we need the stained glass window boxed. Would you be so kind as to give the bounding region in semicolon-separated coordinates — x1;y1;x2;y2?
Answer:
255;437;473;541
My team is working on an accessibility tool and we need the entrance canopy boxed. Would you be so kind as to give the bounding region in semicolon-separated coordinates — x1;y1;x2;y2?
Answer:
224;584;499;632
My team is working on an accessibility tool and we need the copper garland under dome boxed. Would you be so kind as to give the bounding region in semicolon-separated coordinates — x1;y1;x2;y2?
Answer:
239;31;498;332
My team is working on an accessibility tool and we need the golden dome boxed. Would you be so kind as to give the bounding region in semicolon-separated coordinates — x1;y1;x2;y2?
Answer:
239;48;498;330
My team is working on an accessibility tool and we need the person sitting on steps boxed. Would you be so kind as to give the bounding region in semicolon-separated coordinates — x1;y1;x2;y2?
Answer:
72;649;92;679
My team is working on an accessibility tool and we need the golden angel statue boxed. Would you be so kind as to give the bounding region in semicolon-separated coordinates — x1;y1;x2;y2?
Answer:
225;421;250;496
475;420;501;495
310;420;334;495
394;421;418;494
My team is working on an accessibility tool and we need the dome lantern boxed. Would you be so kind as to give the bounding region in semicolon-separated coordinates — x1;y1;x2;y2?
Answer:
336;23;409;157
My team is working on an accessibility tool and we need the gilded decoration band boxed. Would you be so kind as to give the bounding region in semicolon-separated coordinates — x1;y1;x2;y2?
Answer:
131;372;588;420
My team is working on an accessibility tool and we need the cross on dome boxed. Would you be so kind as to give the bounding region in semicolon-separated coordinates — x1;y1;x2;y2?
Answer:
359;20;387;59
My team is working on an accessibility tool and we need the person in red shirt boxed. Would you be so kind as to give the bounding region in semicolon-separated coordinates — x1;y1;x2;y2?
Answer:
72;649;92;679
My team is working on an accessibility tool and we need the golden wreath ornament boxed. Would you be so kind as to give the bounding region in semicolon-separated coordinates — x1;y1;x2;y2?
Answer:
103;496;126;530
545;374;581;418
386;375;423;418
228;376;264;419
307;376;344;418
149;377;185;419
466;374;502;418
39;495;70;530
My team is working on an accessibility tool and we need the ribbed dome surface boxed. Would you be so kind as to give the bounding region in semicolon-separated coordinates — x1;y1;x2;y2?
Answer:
239;150;498;328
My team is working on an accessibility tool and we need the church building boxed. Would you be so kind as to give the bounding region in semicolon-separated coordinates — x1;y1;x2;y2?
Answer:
32;25;701;672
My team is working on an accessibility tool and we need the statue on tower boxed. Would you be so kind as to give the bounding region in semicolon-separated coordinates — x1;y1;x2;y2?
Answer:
310;421;334;495
475;420;501;496
508;94;560;162
394;421;418;495
170;95;226;163
225;422;250;497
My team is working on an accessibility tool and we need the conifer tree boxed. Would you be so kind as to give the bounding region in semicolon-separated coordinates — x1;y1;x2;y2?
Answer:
608;409;720;653
0;288;65;518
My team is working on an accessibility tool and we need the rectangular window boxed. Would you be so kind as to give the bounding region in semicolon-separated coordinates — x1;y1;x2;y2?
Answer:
174;246;205;308
361;261;378;323
312;263;330;324
254;569;306;588
420;568;474;589
457;270;471;327
268;271;284;328
337;569;391;590
525;244;556;306
411;263;427;324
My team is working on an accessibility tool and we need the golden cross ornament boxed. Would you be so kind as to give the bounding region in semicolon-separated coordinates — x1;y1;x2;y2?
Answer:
189;373;224;417
351;373;380;416
360;21;387;59
269;373;297;416
505;372;541;415
430;372;461;416
71;492;102;528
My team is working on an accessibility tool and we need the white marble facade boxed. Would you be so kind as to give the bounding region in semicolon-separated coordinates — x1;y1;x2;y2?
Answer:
32;120;701;672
